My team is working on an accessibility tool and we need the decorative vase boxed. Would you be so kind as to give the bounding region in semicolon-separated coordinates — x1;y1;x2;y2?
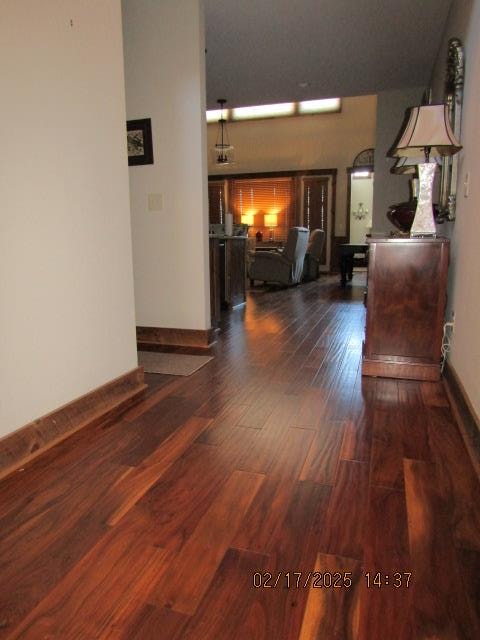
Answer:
255;230;263;241
387;178;440;233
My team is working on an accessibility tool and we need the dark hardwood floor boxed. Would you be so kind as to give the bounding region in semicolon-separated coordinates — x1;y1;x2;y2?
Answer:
1;275;479;639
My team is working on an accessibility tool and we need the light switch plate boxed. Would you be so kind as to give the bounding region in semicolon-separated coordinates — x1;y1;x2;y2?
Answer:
148;193;163;211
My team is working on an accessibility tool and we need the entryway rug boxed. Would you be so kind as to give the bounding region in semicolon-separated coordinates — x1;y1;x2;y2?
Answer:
138;351;213;376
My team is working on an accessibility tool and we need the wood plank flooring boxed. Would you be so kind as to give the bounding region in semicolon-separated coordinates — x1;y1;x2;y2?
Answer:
1;275;479;639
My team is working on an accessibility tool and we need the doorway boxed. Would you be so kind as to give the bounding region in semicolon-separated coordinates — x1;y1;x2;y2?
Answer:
346;168;374;244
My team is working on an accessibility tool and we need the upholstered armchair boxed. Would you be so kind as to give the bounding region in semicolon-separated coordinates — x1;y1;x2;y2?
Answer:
249;227;309;286
303;228;325;281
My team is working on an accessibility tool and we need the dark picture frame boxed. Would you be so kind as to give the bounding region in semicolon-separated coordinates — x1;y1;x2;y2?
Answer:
127;118;154;166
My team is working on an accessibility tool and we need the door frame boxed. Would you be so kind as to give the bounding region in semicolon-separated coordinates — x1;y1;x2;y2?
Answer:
346;165;374;243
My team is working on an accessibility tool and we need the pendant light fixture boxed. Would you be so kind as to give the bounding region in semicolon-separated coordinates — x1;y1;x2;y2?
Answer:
214;98;234;165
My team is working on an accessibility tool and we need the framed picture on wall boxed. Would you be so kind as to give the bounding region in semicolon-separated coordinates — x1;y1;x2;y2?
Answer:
126;118;154;166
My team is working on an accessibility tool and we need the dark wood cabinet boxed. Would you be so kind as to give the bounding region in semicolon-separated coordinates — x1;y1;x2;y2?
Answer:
362;237;449;381
209;237;247;326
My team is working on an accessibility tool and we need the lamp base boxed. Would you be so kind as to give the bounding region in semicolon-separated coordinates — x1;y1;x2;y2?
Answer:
410;162;437;237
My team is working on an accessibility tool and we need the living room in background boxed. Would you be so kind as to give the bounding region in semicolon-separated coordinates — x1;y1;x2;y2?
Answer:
231;176;294;243
208;169;337;269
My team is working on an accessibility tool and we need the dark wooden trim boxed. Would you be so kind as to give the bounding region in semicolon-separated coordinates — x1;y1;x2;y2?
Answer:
443;360;480;480
346;168;352;243
362;359;441;382
208;168;337;181
136;326;217;349
0;367;147;481
330;172;337;272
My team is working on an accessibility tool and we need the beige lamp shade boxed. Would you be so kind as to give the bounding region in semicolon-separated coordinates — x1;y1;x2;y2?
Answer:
388;104;462;158
241;213;254;226
264;213;278;227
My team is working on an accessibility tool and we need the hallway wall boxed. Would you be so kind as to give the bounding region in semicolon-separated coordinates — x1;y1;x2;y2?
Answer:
123;0;211;331
430;0;480;420
0;0;138;437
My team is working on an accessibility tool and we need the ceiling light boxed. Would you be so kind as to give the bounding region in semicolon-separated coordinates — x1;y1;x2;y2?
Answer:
206;109;223;123
214;99;234;165
232;102;295;120
298;98;341;114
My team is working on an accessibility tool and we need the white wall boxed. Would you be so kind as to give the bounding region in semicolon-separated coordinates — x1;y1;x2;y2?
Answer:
207;96;377;237
430;0;480;419
0;1;138;438
122;0;210;330
372;86;426;233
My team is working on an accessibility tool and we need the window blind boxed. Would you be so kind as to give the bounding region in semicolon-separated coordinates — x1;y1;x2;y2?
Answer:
303;176;329;265
208;181;226;224
231;177;294;242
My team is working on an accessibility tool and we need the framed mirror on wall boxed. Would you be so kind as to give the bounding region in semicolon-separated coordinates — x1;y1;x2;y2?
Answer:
439;38;464;221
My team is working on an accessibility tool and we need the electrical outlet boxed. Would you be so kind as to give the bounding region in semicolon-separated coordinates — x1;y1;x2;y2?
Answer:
447;311;455;334
464;172;470;198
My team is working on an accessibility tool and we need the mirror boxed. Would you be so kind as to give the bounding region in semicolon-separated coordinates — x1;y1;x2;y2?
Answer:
439;37;464;221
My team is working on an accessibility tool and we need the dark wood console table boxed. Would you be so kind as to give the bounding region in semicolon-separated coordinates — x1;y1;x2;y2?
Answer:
362;237;449;381
339;243;368;286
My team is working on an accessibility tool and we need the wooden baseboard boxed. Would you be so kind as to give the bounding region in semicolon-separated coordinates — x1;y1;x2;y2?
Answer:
0;367;147;482
362;358;440;381
443;360;480;480
136;326;217;349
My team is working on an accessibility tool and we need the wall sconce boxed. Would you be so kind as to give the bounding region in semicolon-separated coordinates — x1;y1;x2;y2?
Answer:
352;202;368;220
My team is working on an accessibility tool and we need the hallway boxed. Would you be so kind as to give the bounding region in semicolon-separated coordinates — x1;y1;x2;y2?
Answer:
0;276;479;639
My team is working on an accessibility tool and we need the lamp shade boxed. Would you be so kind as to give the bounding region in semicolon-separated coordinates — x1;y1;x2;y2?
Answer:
241;213;254;226
388;104;462;158
264;213;278;227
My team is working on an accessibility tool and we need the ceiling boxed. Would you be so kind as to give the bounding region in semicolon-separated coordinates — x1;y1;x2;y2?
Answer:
204;0;453;109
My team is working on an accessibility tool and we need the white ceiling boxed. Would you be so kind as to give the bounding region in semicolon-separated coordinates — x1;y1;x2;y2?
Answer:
204;0;453;109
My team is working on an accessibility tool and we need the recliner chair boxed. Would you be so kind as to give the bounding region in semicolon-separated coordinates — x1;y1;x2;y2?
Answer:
249;227;309;286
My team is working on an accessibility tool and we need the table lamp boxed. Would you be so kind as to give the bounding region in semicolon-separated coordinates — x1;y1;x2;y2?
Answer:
388;104;461;237
264;213;278;241
241;213;254;236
